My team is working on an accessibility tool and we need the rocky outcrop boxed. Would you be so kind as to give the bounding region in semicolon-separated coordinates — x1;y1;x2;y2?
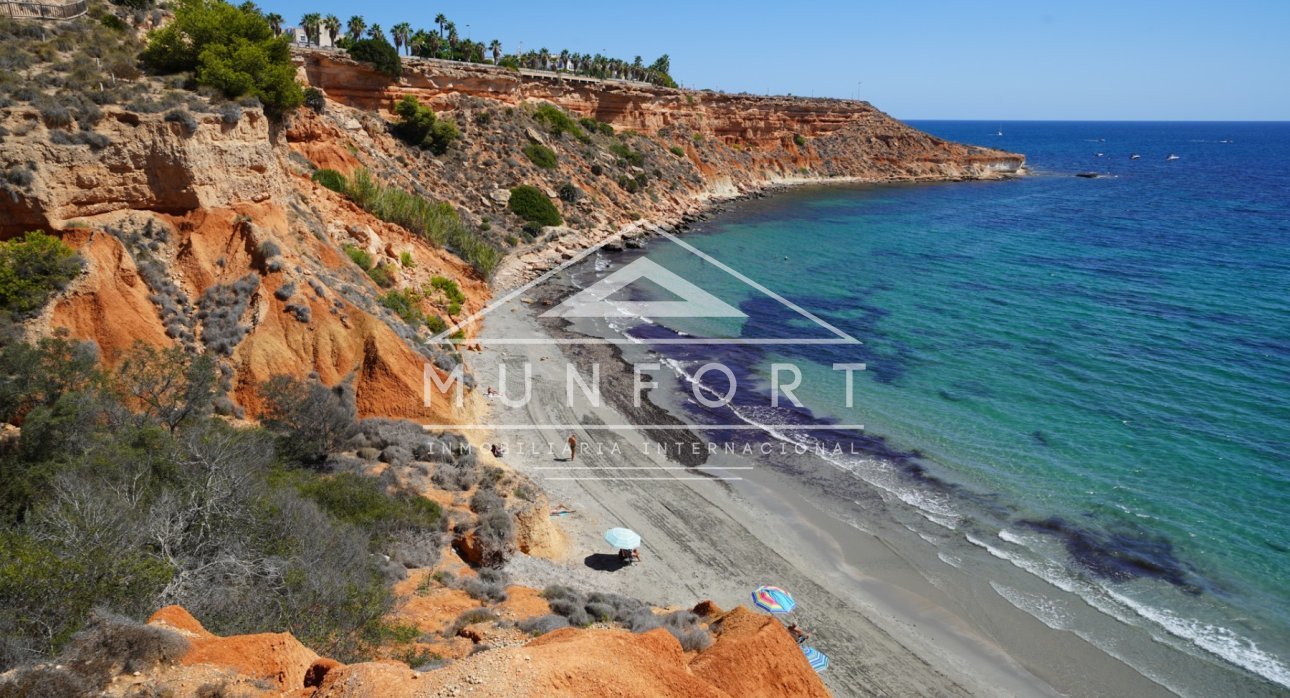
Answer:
0;108;286;236
691;607;831;698
512;490;570;559
113;603;832;698
142;606;334;692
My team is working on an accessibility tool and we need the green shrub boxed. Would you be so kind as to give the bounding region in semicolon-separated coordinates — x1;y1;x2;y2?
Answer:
295;472;441;531
428;276;464;316
141;0;302;117
379;288;426;326
399;251;416;268
345;170;499;277
598;122;614;137
424;314;448;335
508;186;562;227
532;103;585;140
578;117;597;133
392;95;433;143
557;182;581;203
348;38;401;79
608;142;644;167
523;142;557;169
367;265;394;288
312;168;347;193
669;145;686;157
392;96;458;155
428;118;460;155
793;133;806;147
303;87;325;113
497;55;520;71
0;231;84;316
0;532;173;657
343;245;373;271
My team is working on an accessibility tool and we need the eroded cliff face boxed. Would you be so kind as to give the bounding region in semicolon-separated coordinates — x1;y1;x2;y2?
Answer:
293;51;1022;290
89;602;829;698
1;106;484;421
0;108;286;236
299;51;1022;171
2;50;1022;421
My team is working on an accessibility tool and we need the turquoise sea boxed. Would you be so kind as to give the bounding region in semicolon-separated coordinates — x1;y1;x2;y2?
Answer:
608;122;1290;691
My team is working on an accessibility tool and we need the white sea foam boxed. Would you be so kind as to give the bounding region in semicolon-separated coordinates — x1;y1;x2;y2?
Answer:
1107;590;1290;689
990;582;1073;631
968;530;1290;692
653;351;967;532
621;325;1287;691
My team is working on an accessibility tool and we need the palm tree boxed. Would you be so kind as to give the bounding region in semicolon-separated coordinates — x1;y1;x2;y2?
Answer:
265;12;282;35
537;47;550;71
434;13;446;39
368;24;384;41
489;39;501;64
446;22;458;58
409;29;428;57
300;13;321;46
391;22;411;55
558;49;569;72
323;15;340;46
347;15;365;43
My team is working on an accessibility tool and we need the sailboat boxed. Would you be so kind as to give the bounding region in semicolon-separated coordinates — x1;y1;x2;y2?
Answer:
1166;154;1180;161
994;125;1003;136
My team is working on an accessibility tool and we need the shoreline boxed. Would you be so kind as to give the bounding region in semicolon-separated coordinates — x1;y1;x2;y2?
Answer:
463;179;1288;697
465;268;1168;697
489;168;1025;294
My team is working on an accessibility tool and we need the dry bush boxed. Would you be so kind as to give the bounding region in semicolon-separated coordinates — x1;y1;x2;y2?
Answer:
59;611;189;687
517;614;568;636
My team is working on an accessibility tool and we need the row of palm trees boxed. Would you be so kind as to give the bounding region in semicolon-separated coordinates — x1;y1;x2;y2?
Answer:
278;11;675;87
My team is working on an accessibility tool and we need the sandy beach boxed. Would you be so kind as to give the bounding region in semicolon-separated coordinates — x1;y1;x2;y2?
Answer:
458;266;1186;697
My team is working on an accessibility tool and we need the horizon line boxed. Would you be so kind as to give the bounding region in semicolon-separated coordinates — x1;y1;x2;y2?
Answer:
901;117;1290;123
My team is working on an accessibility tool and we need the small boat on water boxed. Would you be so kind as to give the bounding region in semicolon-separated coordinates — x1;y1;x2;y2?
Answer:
1095;152;1105;157
994;125;1003;136
1076;172;1104;178
1166;154;1180;161
1130;153;1141;160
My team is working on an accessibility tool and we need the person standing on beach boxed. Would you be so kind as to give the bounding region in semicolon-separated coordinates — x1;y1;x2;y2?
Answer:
568;434;578;460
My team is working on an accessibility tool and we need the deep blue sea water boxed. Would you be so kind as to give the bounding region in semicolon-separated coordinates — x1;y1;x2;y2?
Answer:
608;122;1290;689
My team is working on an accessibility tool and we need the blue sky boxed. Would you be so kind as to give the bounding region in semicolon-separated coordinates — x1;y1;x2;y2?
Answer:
270;0;1290;120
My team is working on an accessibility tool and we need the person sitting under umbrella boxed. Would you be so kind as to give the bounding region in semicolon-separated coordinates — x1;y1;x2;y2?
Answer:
617;548;642;563
787;622;811;644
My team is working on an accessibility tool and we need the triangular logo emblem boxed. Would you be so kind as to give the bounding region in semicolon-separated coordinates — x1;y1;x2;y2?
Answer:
435;231;859;345
540;258;746;318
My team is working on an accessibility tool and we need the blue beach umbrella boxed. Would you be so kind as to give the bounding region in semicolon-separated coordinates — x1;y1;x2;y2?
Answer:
604;527;641;549
751;585;797;614
802;645;829;672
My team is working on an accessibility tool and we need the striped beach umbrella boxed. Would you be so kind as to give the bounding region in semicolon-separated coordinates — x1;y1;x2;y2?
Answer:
751;585;797;614
802;645;829;672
